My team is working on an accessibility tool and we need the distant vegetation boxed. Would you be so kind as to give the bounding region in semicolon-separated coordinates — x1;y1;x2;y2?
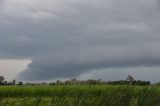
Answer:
1;75;160;106
0;75;152;86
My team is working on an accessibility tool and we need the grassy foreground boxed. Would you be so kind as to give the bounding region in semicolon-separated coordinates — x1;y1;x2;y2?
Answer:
0;85;160;106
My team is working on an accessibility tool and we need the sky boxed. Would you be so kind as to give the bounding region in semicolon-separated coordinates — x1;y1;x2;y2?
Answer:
0;0;160;83
0;59;30;81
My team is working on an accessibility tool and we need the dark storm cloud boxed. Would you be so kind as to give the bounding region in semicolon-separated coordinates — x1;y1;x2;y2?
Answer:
0;0;160;81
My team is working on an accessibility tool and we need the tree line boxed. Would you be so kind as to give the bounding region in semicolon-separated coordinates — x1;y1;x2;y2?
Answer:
0;75;153;86
0;76;23;86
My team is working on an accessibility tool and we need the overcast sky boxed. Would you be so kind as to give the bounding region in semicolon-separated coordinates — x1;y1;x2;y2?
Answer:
0;0;160;83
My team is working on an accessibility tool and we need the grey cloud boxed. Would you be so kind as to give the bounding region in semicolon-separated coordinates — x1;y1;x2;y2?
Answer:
0;0;160;81
83;67;160;83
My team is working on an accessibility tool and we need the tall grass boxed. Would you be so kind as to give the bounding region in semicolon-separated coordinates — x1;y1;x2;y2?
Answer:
0;85;159;106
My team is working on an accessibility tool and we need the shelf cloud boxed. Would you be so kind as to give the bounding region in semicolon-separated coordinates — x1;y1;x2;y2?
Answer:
0;0;160;81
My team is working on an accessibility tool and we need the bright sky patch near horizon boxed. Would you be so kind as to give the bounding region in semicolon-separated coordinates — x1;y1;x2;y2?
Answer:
0;60;31;81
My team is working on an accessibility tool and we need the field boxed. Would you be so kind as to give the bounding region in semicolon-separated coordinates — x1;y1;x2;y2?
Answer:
0;85;160;106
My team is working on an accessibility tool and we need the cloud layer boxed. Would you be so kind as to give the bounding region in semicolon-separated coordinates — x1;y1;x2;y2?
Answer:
0;0;160;81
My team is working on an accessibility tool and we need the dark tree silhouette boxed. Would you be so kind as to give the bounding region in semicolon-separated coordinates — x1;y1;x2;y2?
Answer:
0;76;4;85
126;75;135;86
12;79;16;85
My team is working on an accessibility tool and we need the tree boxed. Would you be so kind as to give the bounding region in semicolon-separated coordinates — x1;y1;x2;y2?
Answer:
12;79;16;85
126;75;135;86
56;80;62;85
18;82;23;86
0;76;5;85
70;78;77;85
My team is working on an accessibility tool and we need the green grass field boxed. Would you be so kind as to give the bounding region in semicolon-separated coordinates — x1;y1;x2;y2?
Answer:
0;85;160;106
